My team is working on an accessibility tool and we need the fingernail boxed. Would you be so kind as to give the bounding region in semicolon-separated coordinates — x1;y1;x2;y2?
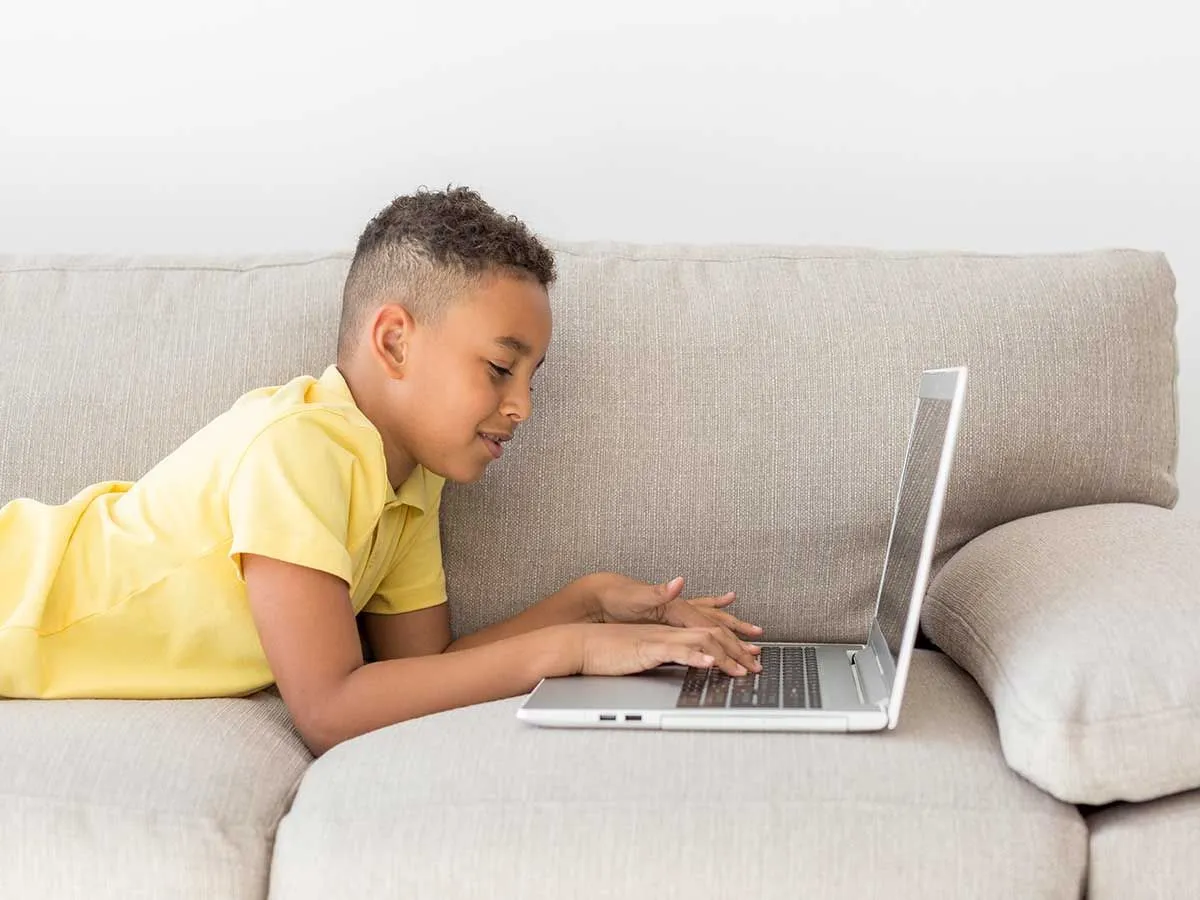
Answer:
701;655;715;666
735;665;748;676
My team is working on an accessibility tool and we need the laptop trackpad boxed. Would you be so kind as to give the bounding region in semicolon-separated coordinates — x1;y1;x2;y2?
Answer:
524;666;687;711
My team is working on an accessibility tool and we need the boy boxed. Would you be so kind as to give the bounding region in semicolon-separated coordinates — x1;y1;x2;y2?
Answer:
0;187;762;755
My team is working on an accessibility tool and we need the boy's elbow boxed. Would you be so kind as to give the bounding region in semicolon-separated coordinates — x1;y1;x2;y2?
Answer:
289;690;356;757
288;672;404;757
293;709;343;758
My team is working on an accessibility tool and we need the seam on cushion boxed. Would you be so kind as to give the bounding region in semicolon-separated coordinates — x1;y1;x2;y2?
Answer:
282;797;1084;827
925;592;1200;729
549;247;1150;264
0;255;351;274
0;788;288;833
2;248;1152;273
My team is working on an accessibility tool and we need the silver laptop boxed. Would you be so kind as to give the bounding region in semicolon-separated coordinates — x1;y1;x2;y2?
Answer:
518;366;967;733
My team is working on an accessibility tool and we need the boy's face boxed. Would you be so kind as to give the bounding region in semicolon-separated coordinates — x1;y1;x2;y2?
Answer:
373;273;552;484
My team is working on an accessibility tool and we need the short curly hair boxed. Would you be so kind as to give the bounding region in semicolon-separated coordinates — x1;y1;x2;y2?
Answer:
338;186;557;362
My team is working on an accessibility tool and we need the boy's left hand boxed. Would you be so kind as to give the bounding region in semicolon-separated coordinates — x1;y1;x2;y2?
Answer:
587;573;764;671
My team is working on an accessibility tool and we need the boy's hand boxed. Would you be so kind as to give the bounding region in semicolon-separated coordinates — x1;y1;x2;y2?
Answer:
587;574;763;674
561;623;758;678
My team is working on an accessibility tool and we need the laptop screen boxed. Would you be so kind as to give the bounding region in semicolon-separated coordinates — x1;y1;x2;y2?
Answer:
873;396;954;659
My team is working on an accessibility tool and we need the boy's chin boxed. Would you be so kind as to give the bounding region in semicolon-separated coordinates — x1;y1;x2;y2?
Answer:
442;465;486;484
423;455;489;484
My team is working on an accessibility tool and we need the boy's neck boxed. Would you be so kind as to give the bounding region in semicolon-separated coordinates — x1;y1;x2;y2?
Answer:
335;361;416;491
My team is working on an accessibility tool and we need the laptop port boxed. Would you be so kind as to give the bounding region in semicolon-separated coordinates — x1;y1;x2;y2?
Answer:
625;714;642;721
599;714;616;721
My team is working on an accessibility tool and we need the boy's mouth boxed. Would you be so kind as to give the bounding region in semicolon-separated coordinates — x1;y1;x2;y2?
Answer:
478;433;506;459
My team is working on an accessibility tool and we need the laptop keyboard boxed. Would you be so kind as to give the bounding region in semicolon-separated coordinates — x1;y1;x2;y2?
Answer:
676;645;823;709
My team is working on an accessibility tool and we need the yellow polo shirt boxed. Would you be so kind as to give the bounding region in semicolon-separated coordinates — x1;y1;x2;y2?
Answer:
0;365;447;700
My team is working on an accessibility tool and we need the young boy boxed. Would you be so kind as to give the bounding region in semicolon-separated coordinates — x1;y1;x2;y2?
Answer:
0;187;762;755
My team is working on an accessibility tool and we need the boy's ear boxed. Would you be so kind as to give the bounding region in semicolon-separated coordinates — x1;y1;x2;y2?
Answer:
371;303;413;377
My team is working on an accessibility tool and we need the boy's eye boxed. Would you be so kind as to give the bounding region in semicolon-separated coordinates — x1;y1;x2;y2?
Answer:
489;362;513;379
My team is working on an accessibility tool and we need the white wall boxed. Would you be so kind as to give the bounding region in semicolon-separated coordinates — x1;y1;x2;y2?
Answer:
2;0;1196;514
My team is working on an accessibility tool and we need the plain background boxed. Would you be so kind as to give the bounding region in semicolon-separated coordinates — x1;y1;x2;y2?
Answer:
1;0;1195;515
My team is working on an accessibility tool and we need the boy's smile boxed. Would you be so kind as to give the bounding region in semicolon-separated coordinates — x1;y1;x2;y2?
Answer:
478;431;508;459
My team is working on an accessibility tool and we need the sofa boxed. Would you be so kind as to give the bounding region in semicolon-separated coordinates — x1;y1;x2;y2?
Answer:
1;243;1197;899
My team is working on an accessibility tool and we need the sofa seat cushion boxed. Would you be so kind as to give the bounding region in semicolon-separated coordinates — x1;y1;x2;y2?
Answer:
0;690;311;899
923;502;1200;804
1087;790;1200;900
269;651;1084;900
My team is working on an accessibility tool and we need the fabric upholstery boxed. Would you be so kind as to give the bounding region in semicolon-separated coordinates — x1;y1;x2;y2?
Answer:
438;244;1178;643
0;690;310;899
0;253;346;506
0;247;1178;649
923;503;1200;804
1088;790;1200;899
269;651;1086;900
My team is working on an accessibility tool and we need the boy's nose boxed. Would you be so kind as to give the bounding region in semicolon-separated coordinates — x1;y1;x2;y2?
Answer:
502;383;532;422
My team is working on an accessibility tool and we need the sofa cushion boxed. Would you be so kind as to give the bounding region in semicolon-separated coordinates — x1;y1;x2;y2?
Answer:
0;690;310;899
1088;790;1200;899
923;503;1200;804
0;253;346;506
438;244;1178;643
269;651;1085;900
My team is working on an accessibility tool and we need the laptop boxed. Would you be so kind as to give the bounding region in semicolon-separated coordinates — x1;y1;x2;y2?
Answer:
518;366;967;733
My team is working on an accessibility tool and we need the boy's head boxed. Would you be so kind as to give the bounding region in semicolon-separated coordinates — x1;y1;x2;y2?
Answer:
338;187;556;486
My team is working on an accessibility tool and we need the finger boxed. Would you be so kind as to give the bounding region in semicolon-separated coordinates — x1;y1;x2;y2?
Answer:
688;594;766;636
705;625;761;674
668;607;762;669
675;605;762;656
686;591;737;609
656;627;733;673
644;577;686;624
649;642;715;671
688;629;753;677
664;603;760;653
705;607;765;638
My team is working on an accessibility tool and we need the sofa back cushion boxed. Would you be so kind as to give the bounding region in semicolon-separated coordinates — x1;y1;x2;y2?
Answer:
0;246;1178;641
440;245;1178;641
0;253;345;502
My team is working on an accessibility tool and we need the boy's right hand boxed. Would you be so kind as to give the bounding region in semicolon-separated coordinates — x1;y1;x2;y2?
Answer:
560;622;760;678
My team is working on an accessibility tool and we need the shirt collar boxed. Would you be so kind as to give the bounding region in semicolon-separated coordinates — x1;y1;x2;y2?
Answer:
318;364;430;513
392;465;430;512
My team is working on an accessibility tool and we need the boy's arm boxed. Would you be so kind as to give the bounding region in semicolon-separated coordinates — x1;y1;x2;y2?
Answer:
361;605;452;660
361;577;600;661
243;553;580;756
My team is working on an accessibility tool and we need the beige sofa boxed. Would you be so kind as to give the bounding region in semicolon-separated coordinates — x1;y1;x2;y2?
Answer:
1;244;1197;899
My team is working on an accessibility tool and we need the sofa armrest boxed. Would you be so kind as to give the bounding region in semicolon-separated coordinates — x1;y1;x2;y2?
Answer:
922;502;1200;805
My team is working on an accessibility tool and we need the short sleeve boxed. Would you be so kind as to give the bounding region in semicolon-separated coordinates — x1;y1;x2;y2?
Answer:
227;412;357;584
363;482;448;615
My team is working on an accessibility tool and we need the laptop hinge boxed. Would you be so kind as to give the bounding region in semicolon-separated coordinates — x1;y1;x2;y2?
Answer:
850;648;889;710
848;651;867;706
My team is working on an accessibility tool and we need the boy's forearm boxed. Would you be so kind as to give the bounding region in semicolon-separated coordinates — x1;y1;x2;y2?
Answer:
308;626;578;755
443;575;599;653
